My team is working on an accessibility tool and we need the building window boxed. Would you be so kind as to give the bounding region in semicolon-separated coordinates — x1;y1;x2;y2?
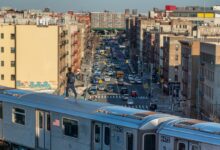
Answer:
1;47;4;53
63;118;78;138
1;61;4;67
11;34;15;40
1;74;4;80
0;102;2;119
11;47;15;53
11;75;15;81
11;61;15;67
12;107;25;125
1;33;4;39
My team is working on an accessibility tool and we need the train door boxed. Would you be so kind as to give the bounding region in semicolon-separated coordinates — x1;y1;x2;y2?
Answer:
36;110;51;150
177;140;189;150
189;142;199;150
93;122;111;150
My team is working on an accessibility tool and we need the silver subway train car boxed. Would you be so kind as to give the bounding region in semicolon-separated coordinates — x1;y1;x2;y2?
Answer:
0;88;219;150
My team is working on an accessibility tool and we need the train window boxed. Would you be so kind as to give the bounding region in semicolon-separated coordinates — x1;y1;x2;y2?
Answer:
63;118;78;138
144;134;155;150
46;114;50;131
12;108;25;125
178;143;186;150
0;102;2;119
191;145;198;150
39;112;43;128
95;125;100;143
104;127;110;145
126;133;133;150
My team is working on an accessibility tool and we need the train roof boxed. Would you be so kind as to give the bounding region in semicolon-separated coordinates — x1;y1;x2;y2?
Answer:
158;118;220;145
0;89;177;130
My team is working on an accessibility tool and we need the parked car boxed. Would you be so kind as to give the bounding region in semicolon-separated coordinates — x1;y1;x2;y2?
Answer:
104;76;111;82
121;94;129;101
98;84;105;91
120;87;128;94
106;84;114;92
131;90;138;97
88;86;97;95
127;98;134;105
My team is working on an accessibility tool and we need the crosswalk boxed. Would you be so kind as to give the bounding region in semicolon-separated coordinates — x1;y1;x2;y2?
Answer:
122;104;148;110
90;94;149;99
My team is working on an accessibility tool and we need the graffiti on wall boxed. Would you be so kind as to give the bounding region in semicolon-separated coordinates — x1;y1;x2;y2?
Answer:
16;80;57;90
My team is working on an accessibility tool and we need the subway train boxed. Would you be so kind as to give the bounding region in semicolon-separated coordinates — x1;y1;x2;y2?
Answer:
0;88;219;150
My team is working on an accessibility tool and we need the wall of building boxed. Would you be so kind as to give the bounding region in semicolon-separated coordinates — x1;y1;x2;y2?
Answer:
16;25;59;90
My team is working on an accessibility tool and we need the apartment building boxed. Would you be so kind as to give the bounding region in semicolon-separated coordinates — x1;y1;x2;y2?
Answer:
199;42;220;122
91;11;125;30
136;18;155;74
162;36;187;94
180;39;200;117
0;25;16;88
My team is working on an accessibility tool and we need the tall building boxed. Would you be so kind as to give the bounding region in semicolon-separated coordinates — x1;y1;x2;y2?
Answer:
199;42;220;122
180;39;200;117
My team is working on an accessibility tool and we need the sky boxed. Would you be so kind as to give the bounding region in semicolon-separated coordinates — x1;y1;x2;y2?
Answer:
0;0;219;12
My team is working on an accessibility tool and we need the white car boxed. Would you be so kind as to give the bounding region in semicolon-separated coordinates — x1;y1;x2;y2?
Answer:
107;71;114;76
98;85;105;91
127;98;134;105
104;76;111;82
122;94;129;101
129;79;135;84
135;79;142;84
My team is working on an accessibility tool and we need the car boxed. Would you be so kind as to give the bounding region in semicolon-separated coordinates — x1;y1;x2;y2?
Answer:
98;84;105;91
121;94;129;101
129;79;135;84
106;84;114;92
91;78;99;84
120;87;128;94
135;79;142;84
131;90;138;97
94;70;101;76
104;76;111;82
88;86;97;95
118;78;124;82
128;75;134;81
127;98;134;105
107;71;114;76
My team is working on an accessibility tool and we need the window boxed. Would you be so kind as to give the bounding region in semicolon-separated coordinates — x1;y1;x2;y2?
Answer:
104;127;110;145
127;133;133;150
1;61;4;67
11;47;15;53
12;108;25;125
95;125;100;143
63;118;78;138
144;134;155;150
0;102;2;119
11;75;15;81
46;114;50;131
191;145;198;150
11;61;15;67
39;112;43;128
1;47;4;53
178;143;186;150
1;33;4;39
1;74;4;80
11;34;15;40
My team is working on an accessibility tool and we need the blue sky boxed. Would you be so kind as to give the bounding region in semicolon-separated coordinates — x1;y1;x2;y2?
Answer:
0;0;219;12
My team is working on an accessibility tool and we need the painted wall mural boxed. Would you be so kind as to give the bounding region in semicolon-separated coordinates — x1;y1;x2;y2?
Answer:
16;80;57;90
